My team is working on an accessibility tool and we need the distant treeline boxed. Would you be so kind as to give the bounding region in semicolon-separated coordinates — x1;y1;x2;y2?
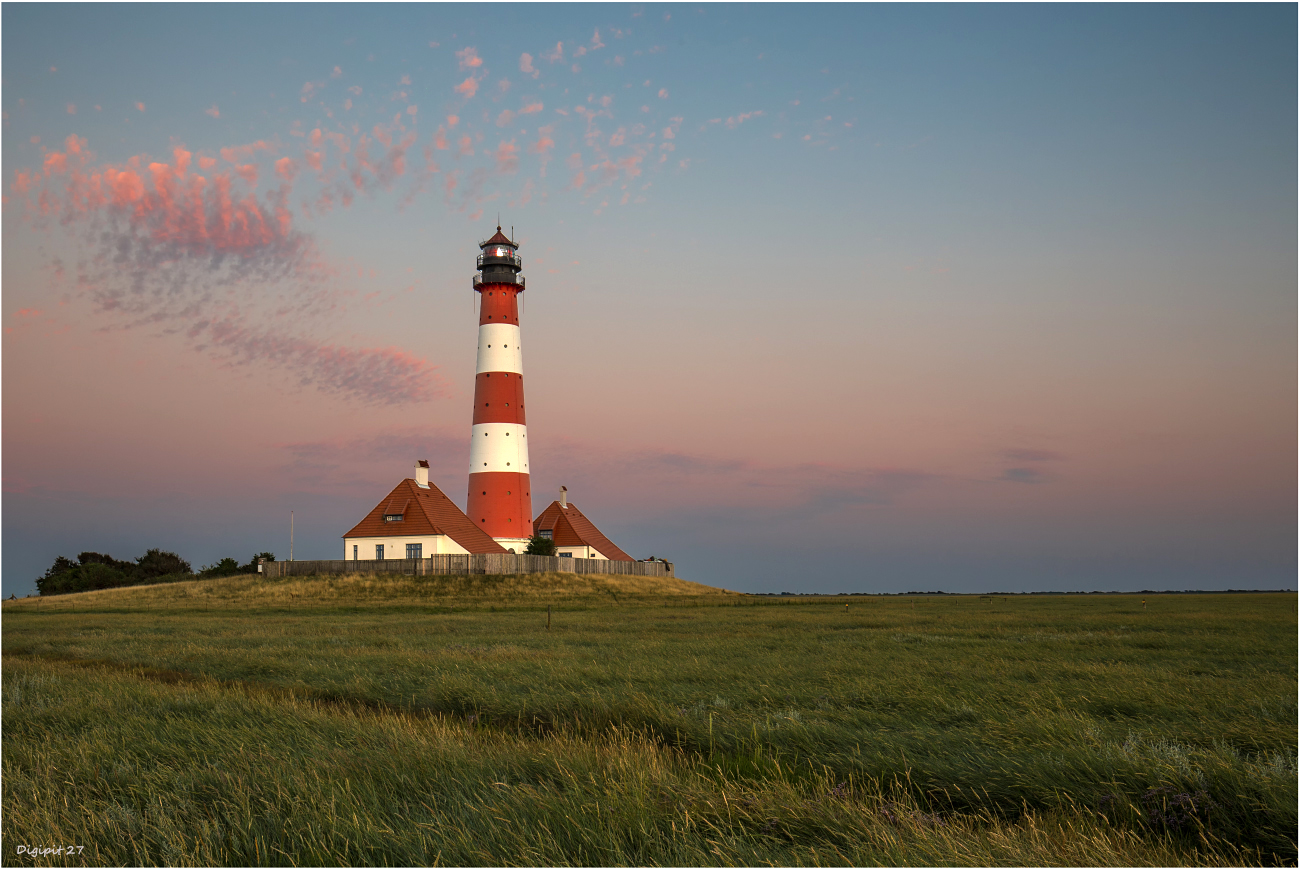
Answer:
36;550;275;596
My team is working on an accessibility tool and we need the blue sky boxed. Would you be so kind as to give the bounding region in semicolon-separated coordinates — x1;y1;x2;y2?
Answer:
3;3;1295;595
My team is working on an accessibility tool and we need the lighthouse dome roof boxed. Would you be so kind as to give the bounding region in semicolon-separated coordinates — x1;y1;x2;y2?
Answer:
480;226;517;249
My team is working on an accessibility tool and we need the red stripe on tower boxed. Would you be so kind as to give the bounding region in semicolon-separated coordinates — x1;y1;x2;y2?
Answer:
466;226;533;551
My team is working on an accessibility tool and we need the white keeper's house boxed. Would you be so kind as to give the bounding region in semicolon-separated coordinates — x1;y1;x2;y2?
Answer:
342;461;506;561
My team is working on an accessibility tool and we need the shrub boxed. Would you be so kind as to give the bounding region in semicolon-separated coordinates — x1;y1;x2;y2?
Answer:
198;557;243;579
524;535;556;556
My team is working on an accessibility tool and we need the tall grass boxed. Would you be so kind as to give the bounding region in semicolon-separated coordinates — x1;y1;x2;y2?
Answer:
3;578;1295;866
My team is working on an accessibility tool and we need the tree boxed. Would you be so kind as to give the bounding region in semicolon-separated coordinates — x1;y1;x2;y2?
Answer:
524;535;556;556
37;558;131;595
136;549;192;579
36;548;194;595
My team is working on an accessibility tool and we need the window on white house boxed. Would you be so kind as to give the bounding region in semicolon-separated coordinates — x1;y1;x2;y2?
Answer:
406;543;422;559
353;545;358;561
559;552;572;558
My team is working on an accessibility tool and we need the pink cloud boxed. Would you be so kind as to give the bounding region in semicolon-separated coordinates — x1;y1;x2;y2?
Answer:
543;41;563;63
528;126;555;156
304;150;323;171
205;105;221;118
519;53;539;79
519;102;543;115
455;46;483;69
66;104;77;115
590;28;605;50
454;77;479;98
495;140;519;174
324;131;350;154
274;157;297;181
198;155;217;170
331;65;343;78
433;128;448;150
135;102;146;112
658;88;668;99
496;109;515;127
220;140;272;163
725;110;763;129
406;105;418;116
458;136;474;156
13;140;306;273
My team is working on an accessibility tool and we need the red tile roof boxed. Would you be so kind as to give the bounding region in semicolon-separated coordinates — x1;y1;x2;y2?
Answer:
533;500;634;561
343;478;506;554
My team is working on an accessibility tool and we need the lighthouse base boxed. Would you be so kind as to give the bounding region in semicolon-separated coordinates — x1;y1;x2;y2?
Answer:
493;537;533;554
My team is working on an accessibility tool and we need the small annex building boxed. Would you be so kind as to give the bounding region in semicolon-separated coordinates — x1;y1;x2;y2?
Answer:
533;487;634;561
343;461;506;561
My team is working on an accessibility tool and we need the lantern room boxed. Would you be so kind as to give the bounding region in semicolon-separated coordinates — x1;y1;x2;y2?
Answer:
475;226;524;289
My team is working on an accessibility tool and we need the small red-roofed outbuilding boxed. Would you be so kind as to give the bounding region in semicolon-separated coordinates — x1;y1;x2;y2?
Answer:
533;488;634;561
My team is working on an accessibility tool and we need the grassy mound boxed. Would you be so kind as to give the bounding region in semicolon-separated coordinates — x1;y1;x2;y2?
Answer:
6;570;736;611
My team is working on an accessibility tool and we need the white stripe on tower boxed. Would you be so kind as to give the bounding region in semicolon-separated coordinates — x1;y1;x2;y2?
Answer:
476;323;523;375
467;423;530;474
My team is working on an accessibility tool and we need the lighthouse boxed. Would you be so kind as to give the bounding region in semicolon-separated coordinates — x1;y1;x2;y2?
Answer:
466;226;532;552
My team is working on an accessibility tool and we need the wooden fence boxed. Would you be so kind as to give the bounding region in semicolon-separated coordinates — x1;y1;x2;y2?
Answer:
261;553;673;579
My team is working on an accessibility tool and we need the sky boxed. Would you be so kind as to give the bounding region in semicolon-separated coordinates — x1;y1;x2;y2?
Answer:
2;3;1295;597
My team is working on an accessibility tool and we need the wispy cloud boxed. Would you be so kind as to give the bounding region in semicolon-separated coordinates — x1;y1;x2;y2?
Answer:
1000;468;1044;484
10;134;444;406
1003;448;1065;462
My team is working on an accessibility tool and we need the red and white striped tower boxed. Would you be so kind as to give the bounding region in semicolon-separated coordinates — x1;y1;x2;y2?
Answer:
466;226;532;552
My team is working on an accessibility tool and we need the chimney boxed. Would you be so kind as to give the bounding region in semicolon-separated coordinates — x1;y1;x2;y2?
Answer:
415;460;430;488
560;485;568;509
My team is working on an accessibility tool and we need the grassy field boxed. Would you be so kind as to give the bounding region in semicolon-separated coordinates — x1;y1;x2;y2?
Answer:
3;574;1295;866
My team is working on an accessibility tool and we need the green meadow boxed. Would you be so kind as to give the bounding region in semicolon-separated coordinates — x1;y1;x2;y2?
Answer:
2;574;1295;866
